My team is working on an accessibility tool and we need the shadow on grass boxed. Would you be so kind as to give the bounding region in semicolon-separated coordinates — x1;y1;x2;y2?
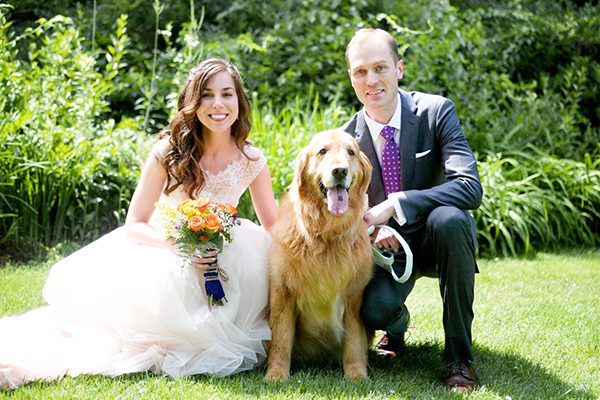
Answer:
182;342;595;399
16;342;594;399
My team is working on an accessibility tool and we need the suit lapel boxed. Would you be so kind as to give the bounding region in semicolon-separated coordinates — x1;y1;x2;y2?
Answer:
353;113;386;206
399;91;418;190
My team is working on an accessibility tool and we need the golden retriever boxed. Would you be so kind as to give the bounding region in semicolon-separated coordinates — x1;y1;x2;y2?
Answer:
265;129;373;381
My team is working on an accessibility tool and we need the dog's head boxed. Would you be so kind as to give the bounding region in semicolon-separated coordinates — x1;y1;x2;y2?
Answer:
293;129;372;216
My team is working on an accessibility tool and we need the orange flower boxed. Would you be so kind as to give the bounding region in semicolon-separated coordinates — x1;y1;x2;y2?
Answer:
217;203;238;215
187;215;205;232
194;197;211;212
203;213;222;231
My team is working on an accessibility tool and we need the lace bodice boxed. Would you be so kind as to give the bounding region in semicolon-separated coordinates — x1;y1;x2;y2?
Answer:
148;140;266;226
197;145;266;206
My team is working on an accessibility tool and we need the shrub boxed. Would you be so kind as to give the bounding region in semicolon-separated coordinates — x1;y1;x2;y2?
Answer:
0;9;147;257
475;150;600;258
456;1;600;161
2;1;599;261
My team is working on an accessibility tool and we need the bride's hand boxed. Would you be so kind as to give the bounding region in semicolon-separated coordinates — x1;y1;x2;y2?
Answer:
191;249;219;269
165;238;178;254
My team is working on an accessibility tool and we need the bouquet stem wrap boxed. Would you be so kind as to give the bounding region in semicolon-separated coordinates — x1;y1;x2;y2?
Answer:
203;259;229;306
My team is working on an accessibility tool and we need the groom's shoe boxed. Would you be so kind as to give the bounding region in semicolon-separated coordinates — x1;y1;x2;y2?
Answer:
374;332;405;358
444;360;478;392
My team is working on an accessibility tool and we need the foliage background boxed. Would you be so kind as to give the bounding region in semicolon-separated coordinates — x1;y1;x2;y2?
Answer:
1;0;599;259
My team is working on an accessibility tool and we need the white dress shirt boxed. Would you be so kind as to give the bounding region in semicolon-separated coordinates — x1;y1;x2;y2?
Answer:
362;93;407;226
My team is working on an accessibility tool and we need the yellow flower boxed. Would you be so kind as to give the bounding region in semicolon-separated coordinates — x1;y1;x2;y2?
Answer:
178;199;196;212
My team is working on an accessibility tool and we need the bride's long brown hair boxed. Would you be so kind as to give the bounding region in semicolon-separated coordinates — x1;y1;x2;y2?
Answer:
160;58;253;198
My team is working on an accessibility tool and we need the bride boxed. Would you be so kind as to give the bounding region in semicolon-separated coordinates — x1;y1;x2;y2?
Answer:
0;58;278;389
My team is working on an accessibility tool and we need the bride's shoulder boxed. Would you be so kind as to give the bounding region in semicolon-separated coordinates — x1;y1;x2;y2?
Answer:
240;143;267;180
151;137;171;160
242;143;265;161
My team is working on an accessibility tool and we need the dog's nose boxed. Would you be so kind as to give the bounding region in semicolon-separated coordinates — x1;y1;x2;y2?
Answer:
332;167;348;179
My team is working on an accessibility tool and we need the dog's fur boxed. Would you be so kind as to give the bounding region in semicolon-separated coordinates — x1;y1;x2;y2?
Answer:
265;129;373;381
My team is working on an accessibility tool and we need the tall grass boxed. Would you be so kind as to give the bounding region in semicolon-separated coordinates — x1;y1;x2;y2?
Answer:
475;148;600;258
246;98;600;258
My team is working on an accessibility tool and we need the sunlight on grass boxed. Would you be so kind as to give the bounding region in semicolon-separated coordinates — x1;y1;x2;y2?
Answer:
1;249;598;399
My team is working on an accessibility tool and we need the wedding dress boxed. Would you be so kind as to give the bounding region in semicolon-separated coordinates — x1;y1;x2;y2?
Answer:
0;142;272;389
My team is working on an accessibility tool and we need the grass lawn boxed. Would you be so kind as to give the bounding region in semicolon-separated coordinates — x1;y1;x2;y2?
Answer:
0;248;598;399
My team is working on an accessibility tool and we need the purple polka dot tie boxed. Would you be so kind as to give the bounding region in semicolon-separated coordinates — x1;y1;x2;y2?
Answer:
380;125;401;196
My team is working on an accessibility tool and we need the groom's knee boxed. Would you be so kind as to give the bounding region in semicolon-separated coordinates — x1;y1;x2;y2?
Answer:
360;290;404;329
427;206;473;243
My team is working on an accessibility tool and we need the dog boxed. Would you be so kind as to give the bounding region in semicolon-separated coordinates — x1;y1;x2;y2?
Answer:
265;129;373;381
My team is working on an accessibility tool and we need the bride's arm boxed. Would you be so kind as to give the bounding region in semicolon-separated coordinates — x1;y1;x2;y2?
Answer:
249;165;278;231
124;150;173;251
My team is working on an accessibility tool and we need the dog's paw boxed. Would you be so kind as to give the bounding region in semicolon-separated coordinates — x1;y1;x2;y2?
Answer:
344;363;368;381
264;366;290;382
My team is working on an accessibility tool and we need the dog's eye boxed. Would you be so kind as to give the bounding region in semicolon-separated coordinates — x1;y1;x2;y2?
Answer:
318;148;327;155
347;149;355;156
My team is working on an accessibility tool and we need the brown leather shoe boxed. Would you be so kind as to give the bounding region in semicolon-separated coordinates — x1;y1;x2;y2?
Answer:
374;332;405;358
444;360;478;392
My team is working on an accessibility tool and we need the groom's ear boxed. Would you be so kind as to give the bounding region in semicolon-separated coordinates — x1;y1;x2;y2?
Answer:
396;59;404;80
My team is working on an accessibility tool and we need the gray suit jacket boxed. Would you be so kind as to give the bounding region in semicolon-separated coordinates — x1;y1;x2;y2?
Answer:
343;90;483;234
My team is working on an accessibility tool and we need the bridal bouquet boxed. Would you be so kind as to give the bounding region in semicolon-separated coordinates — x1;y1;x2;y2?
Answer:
157;198;239;306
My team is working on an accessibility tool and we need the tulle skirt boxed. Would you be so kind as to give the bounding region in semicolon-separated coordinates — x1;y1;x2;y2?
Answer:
0;220;271;389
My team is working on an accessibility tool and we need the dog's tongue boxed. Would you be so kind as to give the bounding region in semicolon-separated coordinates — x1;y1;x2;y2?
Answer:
327;187;349;216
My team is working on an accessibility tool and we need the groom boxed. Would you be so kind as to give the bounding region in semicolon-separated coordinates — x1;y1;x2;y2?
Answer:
342;28;483;392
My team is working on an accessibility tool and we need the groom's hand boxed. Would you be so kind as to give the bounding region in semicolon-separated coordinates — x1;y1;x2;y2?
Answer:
364;199;400;252
363;199;395;226
373;227;400;253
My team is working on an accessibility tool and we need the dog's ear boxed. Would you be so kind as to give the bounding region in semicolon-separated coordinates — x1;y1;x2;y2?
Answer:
293;147;311;192
356;150;373;194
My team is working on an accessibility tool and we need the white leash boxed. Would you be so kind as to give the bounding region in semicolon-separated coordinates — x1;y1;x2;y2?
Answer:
367;225;413;284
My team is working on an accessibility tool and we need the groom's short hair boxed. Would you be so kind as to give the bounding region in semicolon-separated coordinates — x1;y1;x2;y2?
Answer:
345;28;400;66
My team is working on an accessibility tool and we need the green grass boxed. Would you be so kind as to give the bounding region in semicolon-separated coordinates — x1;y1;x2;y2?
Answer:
1;249;598;399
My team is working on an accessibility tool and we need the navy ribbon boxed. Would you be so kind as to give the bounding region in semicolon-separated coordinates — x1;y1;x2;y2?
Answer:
203;263;228;306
